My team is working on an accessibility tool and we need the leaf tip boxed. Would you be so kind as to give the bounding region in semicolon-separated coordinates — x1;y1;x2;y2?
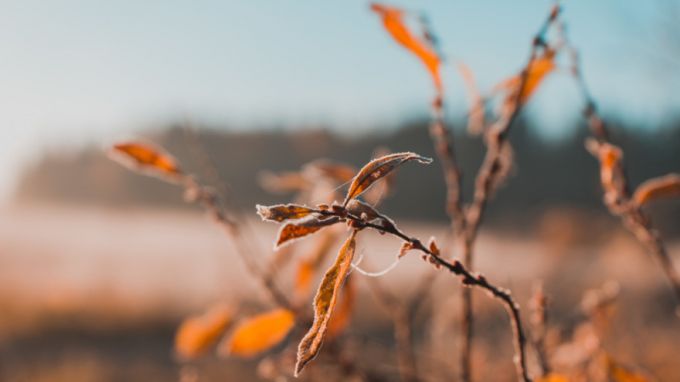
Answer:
256;204;271;221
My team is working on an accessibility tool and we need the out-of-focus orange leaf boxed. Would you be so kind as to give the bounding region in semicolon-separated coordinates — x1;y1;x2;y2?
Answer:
598;144;622;187
342;152;432;206
295;259;315;298
586;139;624;204
536;373;569;382
303;160;357;184
607;356;650;382
256;204;317;222
295;231;357;376
221;309;295;358
110;142;183;180
633;173;680;206
175;304;232;360
276;216;341;249
456;61;486;134
496;49;556;106
258;171;311;194
294;231;338;298
371;3;443;94
327;274;356;340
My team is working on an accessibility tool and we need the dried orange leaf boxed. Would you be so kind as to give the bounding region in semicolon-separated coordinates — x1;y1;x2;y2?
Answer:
428;237;440;256
456;61;486;135
327;275;356;340
364;147;395;205
343;152;432;206
276;216;341;249
520;49;556;102
110;142;183;180
586;139;624;204
497;49;556;106
256;204;317;222
221;309;295;358
633;173;680;206
295;231;357;376
398;241;415;259
175;304;232;360
371;3;443;94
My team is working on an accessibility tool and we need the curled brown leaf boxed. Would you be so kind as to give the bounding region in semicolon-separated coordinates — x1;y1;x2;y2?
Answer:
363;147;396;205
256;204;317;222
342;152;432;206
276;216;341;249
326;274;356;341
295;230;357;376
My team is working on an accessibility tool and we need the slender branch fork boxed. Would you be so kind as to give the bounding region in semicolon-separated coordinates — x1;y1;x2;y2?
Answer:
313;207;532;382
181;176;294;311
425;4;561;381
557;18;680;311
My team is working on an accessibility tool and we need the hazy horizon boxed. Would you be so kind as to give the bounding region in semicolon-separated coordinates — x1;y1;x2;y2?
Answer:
2;0;680;202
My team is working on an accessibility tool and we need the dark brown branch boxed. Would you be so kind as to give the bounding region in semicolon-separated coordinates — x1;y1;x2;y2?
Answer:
316;208;531;382
371;221;530;382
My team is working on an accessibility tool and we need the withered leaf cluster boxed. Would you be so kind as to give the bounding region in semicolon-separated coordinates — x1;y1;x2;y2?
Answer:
257;152;432;375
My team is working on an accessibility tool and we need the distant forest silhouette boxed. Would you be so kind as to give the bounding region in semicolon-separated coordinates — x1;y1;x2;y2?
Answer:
15;116;680;233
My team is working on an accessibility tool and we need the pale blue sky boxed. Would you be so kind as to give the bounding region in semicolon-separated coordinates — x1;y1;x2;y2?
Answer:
1;1;679;200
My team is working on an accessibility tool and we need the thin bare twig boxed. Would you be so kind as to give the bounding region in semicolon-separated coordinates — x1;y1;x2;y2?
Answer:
529;282;551;376
364;275;420;382
455;5;561;380
180;125;294;310
182;176;293;310
559;16;680;312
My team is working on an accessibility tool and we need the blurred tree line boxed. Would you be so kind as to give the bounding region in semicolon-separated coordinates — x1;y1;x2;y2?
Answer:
14;116;680;233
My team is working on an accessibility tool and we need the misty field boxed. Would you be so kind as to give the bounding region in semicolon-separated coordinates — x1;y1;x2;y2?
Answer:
0;205;678;381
